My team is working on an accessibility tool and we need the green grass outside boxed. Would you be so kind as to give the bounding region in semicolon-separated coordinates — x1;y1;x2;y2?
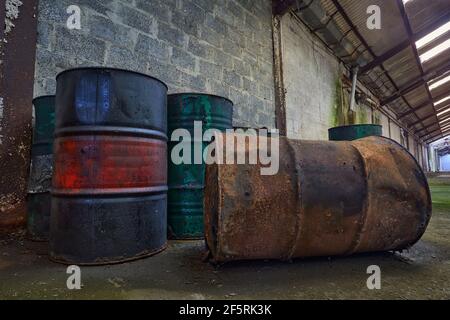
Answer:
428;177;450;212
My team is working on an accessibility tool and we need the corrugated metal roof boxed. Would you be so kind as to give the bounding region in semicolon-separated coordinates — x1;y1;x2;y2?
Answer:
291;0;450;142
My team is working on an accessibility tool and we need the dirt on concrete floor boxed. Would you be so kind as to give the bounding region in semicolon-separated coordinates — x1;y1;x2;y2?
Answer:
0;176;449;300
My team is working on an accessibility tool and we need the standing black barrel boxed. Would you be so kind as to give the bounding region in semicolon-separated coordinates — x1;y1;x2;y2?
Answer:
50;68;168;265
27;95;55;241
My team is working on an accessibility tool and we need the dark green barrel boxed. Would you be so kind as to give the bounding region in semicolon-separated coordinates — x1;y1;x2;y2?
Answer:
167;93;233;239
27;95;56;241
328;124;382;141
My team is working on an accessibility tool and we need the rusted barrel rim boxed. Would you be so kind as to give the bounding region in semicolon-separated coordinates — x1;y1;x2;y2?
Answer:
168;92;233;105
49;242;168;266
54;126;168;140
330;124;382;129
55;67;168;90
372;135;432;245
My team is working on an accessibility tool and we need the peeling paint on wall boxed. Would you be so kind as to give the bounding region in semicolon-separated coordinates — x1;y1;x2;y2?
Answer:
4;0;23;34
372;109;382;125
354;104;369;124
331;77;345;127
330;76;374;127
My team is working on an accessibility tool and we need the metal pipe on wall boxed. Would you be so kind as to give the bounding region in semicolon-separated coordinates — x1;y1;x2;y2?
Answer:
349;66;359;111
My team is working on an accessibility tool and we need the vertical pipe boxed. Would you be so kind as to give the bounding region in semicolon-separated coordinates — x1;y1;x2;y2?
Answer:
349;66;359;111
272;15;287;136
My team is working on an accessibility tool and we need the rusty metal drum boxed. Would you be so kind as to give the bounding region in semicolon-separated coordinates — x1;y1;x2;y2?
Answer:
50;68;168;265
27;95;55;241
167;93;233;239
204;134;432;263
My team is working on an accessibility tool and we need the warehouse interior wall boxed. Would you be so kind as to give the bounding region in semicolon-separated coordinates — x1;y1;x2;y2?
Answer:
277;12;428;166
281;13;340;140
33;0;276;129
32;0;430;167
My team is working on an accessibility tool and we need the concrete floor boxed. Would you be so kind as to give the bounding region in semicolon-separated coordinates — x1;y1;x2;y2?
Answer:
1;176;449;300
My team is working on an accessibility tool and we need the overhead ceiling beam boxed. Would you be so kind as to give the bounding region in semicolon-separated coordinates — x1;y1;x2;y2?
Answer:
360;11;450;74
330;0;421;127
396;0;440;136
416;110;450;133
420;127;441;139
425;129;450;143
272;0;297;16
416;121;442;135
380;59;450;106
398;91;450;120
360;39;410;74
410;104;450;126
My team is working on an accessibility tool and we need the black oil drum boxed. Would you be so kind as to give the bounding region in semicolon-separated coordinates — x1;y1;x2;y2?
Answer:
50;68;168;265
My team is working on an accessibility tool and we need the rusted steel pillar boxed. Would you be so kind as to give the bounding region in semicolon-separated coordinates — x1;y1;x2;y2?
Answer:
0;0;39;232
204;135;432;263
272;15;287;136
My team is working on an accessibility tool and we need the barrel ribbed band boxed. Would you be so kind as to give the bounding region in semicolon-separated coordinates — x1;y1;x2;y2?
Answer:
52;135;167;196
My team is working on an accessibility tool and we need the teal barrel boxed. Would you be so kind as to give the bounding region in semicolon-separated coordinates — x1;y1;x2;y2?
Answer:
167;93;233;239
329;124;382;141
27;95;55;241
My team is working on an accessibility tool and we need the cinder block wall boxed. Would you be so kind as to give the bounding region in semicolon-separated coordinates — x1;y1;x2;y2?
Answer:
34;0;276;128
282;14;341;140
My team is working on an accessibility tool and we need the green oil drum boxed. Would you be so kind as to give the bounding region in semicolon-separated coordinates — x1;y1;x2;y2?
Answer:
329;124;382;141
27;95;55;241
167;93;233;239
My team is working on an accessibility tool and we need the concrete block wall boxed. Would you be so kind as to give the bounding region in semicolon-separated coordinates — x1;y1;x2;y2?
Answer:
34;0;276;128
281;14;341;140
279;12;429;169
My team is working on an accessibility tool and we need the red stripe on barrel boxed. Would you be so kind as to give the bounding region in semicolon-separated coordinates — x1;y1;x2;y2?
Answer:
53;135;167;194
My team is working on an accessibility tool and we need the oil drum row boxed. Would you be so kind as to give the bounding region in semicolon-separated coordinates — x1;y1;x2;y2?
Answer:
26;67;432;265
26;67;233;265
27;96;55;241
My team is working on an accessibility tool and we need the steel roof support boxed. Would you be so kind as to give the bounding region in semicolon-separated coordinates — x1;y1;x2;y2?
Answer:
360;12;450;74
396;0;441;135
330;0;420;124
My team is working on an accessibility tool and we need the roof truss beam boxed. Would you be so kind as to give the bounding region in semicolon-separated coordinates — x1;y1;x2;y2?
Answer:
399;91;450;120
396;0;440;135
410;104;450;126
380;59;450;106
330;0;423;127
360;11;450;74
425;129;450;143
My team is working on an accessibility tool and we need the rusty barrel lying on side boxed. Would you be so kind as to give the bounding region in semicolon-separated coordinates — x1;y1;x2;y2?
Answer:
167;93;233;239
27;95;56;241
50;68;168;265
204;134;432;263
